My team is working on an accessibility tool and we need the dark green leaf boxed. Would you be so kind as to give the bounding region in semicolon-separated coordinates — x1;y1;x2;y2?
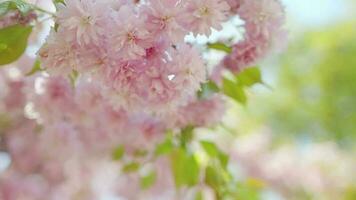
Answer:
180;126;195;148
0;24;32;65
207;42;232;53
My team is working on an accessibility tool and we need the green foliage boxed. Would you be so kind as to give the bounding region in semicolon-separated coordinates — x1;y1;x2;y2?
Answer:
170;148;199;187
223;77;247;104
179;126;195;148
236;67;263;86
0;0;33;16
198;80;220;99
140;171;156;190
122;162;140;173
207;42;232;53
112;145;125;161
234;180;263;200
0;24;32;65
69;70;79;86
26;59;43;76
200;141;229;168
222;67;263;105
245;22;356;145
154;137;174;156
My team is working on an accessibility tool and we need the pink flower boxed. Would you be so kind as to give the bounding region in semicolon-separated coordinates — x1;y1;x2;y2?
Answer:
222;34;269;73
38;31;79;75
38;31;103;75
169;44;207;99
225;0;242;13
238;0;285;40
180;0;230;36
142;0;187;43
110;5;151;60
173;95;225;127
56;0;107;45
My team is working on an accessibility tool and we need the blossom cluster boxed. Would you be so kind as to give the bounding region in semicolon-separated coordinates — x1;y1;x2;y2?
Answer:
0;0;287;199
38;0;234;113
220;0;286;74
0;67;224;199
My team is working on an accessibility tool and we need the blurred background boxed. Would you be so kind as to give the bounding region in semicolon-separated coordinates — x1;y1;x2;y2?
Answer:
216;0;356;199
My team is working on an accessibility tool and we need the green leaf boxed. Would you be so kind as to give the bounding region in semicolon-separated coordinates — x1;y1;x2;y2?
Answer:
140;171;156;190
198;80;220;99
236;67;263;86
0;24;32;65
222;77;247;104
200;141;229;169
26;59;43;76
207;42;232;53
0;43;7;52
155;138;173;156
69;70;79;86
11;0;32;15
133;149;148;158
205;166;223;193
112;145;125;161
122;162;140;173
179;126;195;148
170;149;199;187
0;0;33;16
201;141;220;157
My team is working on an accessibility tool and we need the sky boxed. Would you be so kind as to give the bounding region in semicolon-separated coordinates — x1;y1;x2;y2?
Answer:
282;0;350;28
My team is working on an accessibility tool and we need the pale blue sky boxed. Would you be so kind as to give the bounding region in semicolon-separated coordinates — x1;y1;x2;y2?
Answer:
282;0;350;27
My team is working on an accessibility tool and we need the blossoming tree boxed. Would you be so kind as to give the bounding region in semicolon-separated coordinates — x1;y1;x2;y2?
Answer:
0;0;286;199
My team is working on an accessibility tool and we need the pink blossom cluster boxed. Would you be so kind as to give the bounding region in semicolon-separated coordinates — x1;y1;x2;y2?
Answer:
0;67;225;199
38;0;234;113
220;0;286;74
0;0;289;198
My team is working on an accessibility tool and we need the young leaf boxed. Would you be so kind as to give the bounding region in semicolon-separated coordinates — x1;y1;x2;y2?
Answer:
198;80;220;99
200;141;229;169
140;171;156;190
207;42;232;53
236;67;263;86
170;149;199;187
69;70;79;86
112;145;125;161
155;138;173;156
222;77;247;104
26;59;43;76
122;162;140;173
0;0;33;16
0;24;32;65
